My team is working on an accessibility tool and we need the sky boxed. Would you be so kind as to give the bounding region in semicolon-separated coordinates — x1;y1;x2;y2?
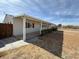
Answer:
0;0;79;25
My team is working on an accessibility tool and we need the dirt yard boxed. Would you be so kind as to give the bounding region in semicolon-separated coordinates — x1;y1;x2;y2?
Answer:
0;30;79;59
62;30;79;59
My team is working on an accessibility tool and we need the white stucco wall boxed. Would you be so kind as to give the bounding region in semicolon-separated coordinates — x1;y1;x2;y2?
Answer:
13;18;41;36
26;24;40;33
13;18;23;36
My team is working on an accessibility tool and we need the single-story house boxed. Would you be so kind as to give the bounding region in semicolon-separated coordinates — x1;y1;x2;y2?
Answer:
3;14;56;40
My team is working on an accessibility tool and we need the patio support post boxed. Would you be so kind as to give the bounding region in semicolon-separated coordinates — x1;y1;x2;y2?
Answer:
40;21;42;35
23;17;26;41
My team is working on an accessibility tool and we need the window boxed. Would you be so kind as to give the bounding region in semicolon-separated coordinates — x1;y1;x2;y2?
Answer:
26;22;31;28
32;23;34;28
26;22;28;28
28;23;31;28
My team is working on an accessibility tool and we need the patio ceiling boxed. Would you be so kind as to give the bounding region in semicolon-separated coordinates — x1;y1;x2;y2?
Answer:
14;14;52;25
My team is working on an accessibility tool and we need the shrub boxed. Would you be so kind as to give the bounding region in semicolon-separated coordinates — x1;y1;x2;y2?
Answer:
40;27;57;36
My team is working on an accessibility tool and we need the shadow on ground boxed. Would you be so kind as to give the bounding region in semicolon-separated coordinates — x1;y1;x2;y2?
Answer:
26;31;64;58
0;37;21;48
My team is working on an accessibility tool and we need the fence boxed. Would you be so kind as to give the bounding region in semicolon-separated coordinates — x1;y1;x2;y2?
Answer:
0;23;13;39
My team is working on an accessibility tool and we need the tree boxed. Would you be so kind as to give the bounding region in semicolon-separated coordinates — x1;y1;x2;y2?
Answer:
58;24;62;27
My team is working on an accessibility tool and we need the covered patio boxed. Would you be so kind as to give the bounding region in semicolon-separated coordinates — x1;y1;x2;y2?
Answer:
14;15;51;41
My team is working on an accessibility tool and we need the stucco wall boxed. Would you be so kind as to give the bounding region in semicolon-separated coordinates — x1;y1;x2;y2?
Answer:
13;18;23;36
26;24;40;33
13;18;41;36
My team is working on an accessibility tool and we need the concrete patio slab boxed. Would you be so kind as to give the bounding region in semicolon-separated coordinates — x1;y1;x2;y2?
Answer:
0;40;29;52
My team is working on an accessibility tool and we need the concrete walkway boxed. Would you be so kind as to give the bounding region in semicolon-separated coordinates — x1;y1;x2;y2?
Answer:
0;36;39;52
0;40;29;52
0;32;40;52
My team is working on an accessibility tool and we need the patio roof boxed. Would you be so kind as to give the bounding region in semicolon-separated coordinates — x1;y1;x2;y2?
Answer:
14;14;53;25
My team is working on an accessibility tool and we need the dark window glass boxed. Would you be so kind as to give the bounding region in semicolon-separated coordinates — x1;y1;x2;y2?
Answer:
26;22;35;28
26;22;28;28
28;23;31;28
26;22;31;28
32;23;34;28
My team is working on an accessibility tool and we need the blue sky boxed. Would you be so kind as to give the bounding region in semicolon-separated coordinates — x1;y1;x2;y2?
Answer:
0;0;79;25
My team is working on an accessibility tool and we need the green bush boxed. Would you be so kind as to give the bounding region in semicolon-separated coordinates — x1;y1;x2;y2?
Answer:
40;27;57;36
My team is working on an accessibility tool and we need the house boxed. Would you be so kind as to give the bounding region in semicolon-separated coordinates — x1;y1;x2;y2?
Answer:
3;14;56;40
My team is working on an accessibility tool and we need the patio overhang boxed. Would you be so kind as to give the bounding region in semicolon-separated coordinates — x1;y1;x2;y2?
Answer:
14;15;52;25
21;15;43;41
14;14;53;41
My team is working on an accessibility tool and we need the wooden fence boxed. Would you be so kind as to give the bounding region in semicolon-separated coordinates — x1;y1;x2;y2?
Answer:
0;23;13;39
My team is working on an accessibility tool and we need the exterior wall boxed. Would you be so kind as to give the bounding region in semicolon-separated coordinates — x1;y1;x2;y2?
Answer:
26;24;40;33
13;18;41;36
13;18;23;36
26;20;48;33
